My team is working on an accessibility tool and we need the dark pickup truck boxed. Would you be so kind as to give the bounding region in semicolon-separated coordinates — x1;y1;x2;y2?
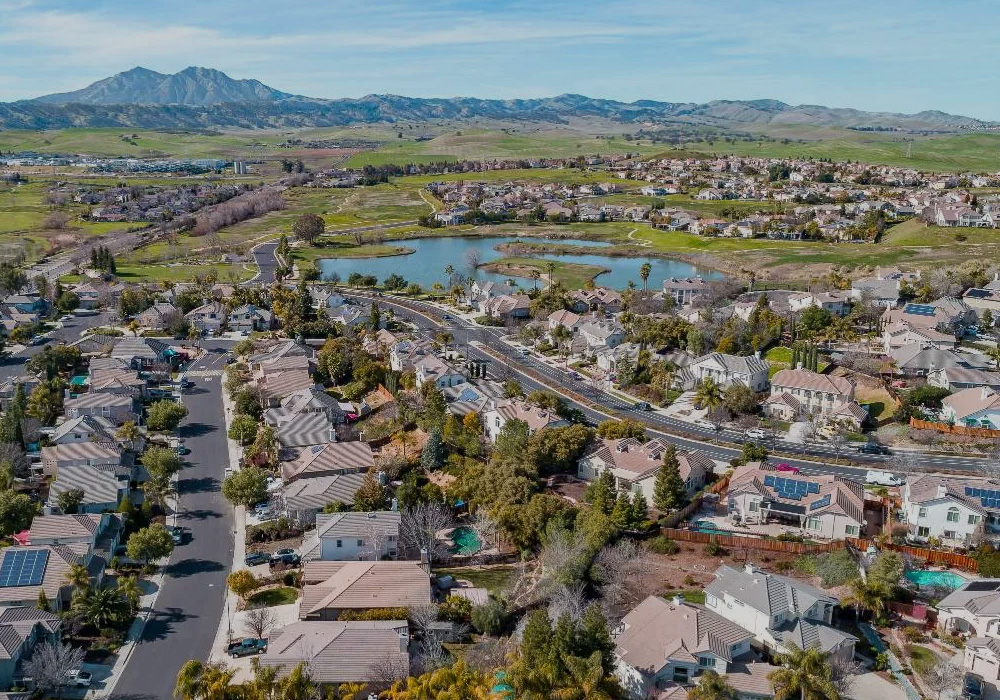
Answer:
227;638;267;658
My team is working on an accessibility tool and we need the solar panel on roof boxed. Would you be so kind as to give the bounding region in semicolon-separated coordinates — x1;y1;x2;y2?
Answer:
810;494;831;511
964;582;1000;592
966;289;991;299
903;303;936;317
0;549;49;588
808;483;820;494
764;475;775;487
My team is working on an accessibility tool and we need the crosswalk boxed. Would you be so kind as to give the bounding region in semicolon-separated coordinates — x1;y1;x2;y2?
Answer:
185;369;224;378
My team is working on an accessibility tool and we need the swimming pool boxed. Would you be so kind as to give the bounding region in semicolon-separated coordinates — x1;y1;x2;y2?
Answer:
692;520;734;536
904;570;969;590
450;527;483;555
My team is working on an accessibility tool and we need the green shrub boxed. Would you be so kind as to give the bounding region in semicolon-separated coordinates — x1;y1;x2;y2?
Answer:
471;598;508;636
704;539;725;556
815;550;859;587
645;536;680;555
775;532;805;543
793;556;817;575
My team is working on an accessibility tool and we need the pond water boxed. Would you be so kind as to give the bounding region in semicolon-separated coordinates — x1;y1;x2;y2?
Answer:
317;236;721;290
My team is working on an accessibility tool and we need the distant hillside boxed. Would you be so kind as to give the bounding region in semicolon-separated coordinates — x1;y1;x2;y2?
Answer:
4;67;994;132
34;67;293;107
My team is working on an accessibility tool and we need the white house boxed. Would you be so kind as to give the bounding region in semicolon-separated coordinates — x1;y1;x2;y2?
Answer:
787;291;851;317
902;474;994;545
942;387;1000;429
763;368;866;429
705;564;856;663
299;511;400;562
578;320;625;351
936;579;1000;697
578;438;712;500
674;353;770;392
413;354;466;389
662;278;710;306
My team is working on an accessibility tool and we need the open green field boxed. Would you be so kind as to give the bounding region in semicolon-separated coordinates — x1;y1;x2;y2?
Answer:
114;263;254;283
480;256;606;288
667;129;1000;173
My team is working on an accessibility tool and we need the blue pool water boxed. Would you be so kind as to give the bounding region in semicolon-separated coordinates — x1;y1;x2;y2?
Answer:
904;570;968;590
692;520;734;536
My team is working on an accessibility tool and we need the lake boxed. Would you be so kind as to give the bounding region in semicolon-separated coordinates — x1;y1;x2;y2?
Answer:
317;236;720;290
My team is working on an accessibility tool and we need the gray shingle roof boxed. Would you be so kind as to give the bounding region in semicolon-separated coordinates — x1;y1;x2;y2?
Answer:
705;564;837;618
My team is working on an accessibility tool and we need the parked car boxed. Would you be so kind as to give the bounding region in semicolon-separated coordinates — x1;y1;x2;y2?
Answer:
226;357;237;364
865;470;903;487
175;443;190;456
245;551;270;566
66;670;92;687
227;638;268;658
167;526;184;545
270;549;300;566
633;401;652;411
29;336;50;346
773;463;801;474
745;428;769;441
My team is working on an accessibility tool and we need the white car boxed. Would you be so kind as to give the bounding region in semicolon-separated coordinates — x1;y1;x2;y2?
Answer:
745;428;769;441
66;670;92;687
866;470;903;487
694;419;720;431
266;476;283;492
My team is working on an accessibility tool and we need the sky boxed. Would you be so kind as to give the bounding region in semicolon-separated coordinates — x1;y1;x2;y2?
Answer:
0;0;998;118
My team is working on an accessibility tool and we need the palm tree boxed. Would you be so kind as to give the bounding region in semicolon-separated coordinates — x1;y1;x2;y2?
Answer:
116;420;141;452
116;575;142;615
73;586;125;629
127;320;140;337
174;660;206;700
552;652;614;700
531;269;541;290
551;324;572;357
393;429;418;459
64;563;90;591
546;261;556;286
276;663;315;700
444;264;455;289
767;645;839;700
174;661;235;700
142;472;177;512
843;578;889;622
694;377;723;413
639;262;652;294
245;659;278;700
987;345;1000;370
688;670;737;700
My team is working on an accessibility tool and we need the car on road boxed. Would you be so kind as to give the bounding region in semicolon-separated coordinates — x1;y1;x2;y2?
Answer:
744;428;770;441
569;371;583;380
167;526;184;545
857;442;890;455
180;379;195;390
29;336;50;346
227;638;268;658
693;419;720;431
60;315;74;322
270;549;300;566
226;357;237;364
443;314;453;321
245;551;270;566
773;463;801;474
865;470;903;487
175;443;190;456
633;401;652;411
66;670;92;687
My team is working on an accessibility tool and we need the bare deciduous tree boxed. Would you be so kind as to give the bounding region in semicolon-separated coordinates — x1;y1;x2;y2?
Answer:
23;640;85;697
243;605;277;640
922;660;963;700
400;503;452;565
470;510;498;552
362;522;392;561
547;583;587;622
366;654;410;692
593;539;646;621
407;604;438;638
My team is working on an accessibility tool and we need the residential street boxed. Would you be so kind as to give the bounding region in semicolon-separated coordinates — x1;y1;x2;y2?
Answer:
0;311;112;383
111;340;235;700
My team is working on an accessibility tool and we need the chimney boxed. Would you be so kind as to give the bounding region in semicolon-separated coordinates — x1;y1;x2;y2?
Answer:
397;629;410;653
744;563;758;575
937;484;948;499
671;595;684;606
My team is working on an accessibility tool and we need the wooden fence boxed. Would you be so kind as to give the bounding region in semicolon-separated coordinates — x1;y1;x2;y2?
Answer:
660;527;847;554
879;542;980;572
910;417;1000;439
660;476;732;528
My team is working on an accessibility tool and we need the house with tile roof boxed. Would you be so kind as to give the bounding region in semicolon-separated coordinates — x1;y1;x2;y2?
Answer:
48;463;131;513
63;393;137;426
482;399;569;443
281;442;375;483
254;356;314;408
578;438;712;500
260;620;409;685
570;287;623;314
929;366;1000;392
263;386;345;448
937;578;1000;639
281;473;366;526
764;368;866;429
49;415;116;446
942;387;1000;429
705;564;856;663
901;474;996;546
299;561;431;620
299;511;400;562
661;278;710;306
229;304;274;333
135;303;181;331
0;607;62;689
185;300;227;334
413;354;466;390
613;595;770;700
0;545;93;611
674;353;770;392
483;294;531;324
726;463;867;540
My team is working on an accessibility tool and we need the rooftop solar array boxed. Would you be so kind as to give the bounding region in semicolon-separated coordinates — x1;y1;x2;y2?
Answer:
966;289;992;299
964;581;1000;592
965;486;1000;510
810;494;831;511
0;549;49;588
764;475;821;501
903;303;936;317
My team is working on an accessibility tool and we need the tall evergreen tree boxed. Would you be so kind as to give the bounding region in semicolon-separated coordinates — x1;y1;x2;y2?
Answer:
653;444;687;512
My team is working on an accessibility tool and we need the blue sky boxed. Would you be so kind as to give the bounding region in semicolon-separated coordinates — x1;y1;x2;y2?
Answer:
1;0;997;118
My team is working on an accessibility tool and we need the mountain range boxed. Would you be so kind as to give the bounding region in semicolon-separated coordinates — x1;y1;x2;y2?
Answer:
0;66;992;132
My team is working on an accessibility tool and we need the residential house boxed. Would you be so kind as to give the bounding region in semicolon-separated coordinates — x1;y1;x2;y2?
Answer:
41;441;123;476
483;294;531;324
49;415;116;446
547;309;582;334
263;386;345;448
674;353;770;392
902;474;999;545
613;595;764;699
299;511;400;562
185;301;228;334
110;337;177;372
0;608;62;690
942;387;1000;429
578;320;625;351
889;345;986;378
63;393;136;426
388;338;435;373
881;299;976;351
662;278;709;306
254;356;314;408
135;303;181;331
570;287;623;314
726;463;867;539
787;291;851;317
2;294;46;319
936;580;1000;695
299;561;432;620
929;367;1000;392
281;473;366;526
578;438;712;499
281;441;375;483
48;463;131;513
482;400;569;443
413;354;466;389
28;513;121;553
705;564;856;663
596;343;641;373
260;621;409;685
763;369;864;428
0;545;94;611
229;304;274;333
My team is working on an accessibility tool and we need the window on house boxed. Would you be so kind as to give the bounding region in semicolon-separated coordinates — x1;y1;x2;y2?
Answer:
749;501;759;512
917;526;930;537
947;508;960;523
845;525;859;536
969;515;981;525
944;530;957;540
698;657;715;668
806;517;821;531
357;539;363;547
918;507;927;518
336;539;342;548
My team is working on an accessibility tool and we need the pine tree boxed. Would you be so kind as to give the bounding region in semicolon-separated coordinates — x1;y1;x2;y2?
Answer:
36;589;50;612
610;492;632;530
420;427;444;471
588;470;617;515
653;444;687;512
630;493;649;529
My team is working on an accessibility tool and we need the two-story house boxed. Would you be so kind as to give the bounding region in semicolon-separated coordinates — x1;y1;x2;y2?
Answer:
578;320;625;351
299;511;401;562
185;301;228;335
229;304;274;333
578;438;712;500
482;400;569;443
764;369;866;429
902;475;996;546
661;278;709;306
705;564;856;663
413;354;466;389
674;353;770;392
936;579;1000;697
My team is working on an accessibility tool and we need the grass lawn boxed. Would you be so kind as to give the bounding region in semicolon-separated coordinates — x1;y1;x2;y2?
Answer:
909;645;936;676
115;263;254;283
247;586;298;607
663;590;707;604
434;566;514;594
291;242;413;263
480;256;606;288
855;385;897;422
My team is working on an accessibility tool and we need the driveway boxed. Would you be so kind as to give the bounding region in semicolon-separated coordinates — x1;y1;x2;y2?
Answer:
111;341;235;700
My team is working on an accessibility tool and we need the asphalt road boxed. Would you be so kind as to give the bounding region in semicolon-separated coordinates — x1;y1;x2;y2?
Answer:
355;292;989;478
250;242;280;285
0;311;112;383
111;340;235;700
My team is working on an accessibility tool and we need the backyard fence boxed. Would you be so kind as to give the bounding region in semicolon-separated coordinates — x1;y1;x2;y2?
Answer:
910;417;1000;439
660;527;848;554
878;542;980;572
